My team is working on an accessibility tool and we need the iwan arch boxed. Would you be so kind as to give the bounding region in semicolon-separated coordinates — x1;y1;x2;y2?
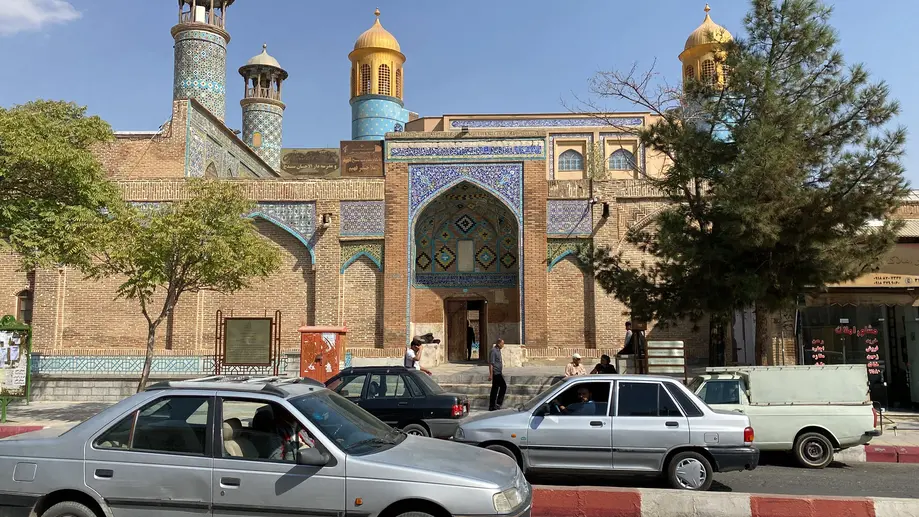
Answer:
2;3;785;391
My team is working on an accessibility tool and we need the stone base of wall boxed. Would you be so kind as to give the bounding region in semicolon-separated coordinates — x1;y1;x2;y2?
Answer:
31;374;199;402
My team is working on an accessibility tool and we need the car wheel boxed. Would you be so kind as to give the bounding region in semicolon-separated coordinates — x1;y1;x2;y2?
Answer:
485;444;520;465
395;512;435;517
794;432;834;469
42;501;98;517
402;423;429;437
667;451;714;491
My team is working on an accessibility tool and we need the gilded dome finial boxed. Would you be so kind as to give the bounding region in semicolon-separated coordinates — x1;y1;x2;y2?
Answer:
375;8;381;17
704;4;711;13
262;43;267;52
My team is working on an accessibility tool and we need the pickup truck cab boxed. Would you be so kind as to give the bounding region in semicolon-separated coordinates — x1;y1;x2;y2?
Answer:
689;365;881;468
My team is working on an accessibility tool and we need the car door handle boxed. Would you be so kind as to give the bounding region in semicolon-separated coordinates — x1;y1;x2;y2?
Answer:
94;469;113;479
590;421;604;427
220;477;241;488
666;421;679;428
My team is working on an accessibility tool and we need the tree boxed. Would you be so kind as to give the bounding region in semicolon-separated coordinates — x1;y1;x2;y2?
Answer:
85;180;281;391
0;100;119;268
583;0;908;365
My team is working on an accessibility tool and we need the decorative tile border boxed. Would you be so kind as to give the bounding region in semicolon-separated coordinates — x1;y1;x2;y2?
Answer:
408;164;523;222
387;139;545;162
341;241;384;272
31;354;290;376
340;201;385;237
547;200;593;235
449;117;644;129
548;238;591;271
248;202;317;260
414;273;518;289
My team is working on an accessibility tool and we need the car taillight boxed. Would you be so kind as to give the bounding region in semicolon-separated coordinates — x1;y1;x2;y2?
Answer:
452;404;464;418
744;426;755;443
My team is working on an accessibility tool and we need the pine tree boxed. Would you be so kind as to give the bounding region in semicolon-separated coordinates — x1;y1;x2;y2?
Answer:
586;0;908;365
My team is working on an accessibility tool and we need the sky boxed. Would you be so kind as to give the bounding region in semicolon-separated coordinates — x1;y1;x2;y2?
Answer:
1;0;917;182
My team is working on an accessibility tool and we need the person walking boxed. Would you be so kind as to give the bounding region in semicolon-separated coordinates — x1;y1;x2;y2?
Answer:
565;353;587;377
488;339;506;411
466;321;476;361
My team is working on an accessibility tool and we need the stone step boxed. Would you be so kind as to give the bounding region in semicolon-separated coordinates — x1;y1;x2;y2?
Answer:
467;394;531;410
433;374;563;387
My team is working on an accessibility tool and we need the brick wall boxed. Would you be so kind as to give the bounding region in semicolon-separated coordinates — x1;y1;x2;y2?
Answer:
342;256;383;347
95;101;187;179
382;162;409;348
547;256;596;347
0;252;31;320
313;200;341;326
522;161;548;347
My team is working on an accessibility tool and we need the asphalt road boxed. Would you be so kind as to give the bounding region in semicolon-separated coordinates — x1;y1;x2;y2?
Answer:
530;454;919;499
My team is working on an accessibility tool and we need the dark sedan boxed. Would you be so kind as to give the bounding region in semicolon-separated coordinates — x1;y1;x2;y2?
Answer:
325;366;470;438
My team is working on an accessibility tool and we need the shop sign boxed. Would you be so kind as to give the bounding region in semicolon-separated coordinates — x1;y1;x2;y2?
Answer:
340;140;384;177
832;273;919;288
280;148;340;178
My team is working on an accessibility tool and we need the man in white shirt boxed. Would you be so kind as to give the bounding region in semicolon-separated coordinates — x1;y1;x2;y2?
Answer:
403;338;432;375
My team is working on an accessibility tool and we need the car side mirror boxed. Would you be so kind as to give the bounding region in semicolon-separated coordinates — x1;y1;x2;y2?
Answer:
297;447;330;467
533;403;549;417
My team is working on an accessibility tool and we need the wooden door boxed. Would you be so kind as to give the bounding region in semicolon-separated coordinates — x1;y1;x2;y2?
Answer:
446;300;467;362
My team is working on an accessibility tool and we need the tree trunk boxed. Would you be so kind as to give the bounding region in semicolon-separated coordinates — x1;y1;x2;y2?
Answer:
137;321;162;393
754;302;771;366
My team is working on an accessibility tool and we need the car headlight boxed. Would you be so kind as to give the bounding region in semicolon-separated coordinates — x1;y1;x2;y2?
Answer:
454;427;465;441
493;486;523;514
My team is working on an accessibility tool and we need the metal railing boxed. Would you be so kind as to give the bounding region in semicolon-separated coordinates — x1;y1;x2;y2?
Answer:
179;10;225;29
245;87;281;101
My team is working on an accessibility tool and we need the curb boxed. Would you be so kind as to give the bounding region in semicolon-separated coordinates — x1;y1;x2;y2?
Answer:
835;444;919;464
532;486;919;517
0;425;44;439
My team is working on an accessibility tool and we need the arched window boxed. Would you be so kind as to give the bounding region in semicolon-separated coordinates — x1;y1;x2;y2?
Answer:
701;59;716;85
205;162;218;178
684;65;694;80
558;150;584;171
360;64;372;95
16;290;32;324
395;68;402;98
608;149;636;171
351;67;357;97
378;64;391;96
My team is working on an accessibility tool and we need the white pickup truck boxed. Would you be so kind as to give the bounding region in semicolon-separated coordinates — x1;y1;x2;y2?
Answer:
688;365;881;468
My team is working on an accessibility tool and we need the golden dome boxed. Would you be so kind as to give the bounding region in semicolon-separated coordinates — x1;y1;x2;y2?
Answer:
353;8;401;53
684;4;733;51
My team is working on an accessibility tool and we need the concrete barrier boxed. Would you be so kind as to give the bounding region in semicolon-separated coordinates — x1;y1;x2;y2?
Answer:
531;486;919;517
0;425;44;439
835;444;919;464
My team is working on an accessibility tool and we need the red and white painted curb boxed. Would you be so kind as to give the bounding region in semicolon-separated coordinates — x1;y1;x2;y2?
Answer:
835;444;919;464
0;425;44;439
533;486;919;517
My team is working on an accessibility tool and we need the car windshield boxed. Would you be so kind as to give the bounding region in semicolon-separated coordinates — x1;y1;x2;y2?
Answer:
410;371;445;394
519;378;567;411
289;390;405;455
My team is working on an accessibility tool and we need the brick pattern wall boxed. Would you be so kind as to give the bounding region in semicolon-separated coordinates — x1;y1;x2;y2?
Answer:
383;162;409;348
0;252;31;320
547;256;596;347
522;161;548;346
342;256;383;347
94;101;187;179
313;200;341;326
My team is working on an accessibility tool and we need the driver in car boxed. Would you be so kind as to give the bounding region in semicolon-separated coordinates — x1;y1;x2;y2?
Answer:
270;410;315;461
559;387;596;416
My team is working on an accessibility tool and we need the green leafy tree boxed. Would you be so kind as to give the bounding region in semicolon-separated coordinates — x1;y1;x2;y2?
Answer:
584;0;908;365
85;180;281;390
0;100;119;268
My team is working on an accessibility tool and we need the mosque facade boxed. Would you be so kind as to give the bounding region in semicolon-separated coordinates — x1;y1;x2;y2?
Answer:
4;2;770;381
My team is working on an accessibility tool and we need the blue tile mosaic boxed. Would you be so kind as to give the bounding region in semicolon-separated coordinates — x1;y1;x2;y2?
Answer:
387;141;545;162
547;200;593;235
173;29;228;121
242;102;284;170
31;354;290;376
408;164;523;222
449;117;644;129
341;242;383;272
340;201;385;237
250;202;316;244
186;103;275;179
352;97;410;140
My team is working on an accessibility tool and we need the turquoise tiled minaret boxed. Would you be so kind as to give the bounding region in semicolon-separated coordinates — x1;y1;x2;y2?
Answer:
239;44;288;170
172;0;233;121
348;9;410;140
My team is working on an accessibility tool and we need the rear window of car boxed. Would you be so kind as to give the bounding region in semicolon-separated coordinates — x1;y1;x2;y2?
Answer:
409;371;444;394
665;383;705;417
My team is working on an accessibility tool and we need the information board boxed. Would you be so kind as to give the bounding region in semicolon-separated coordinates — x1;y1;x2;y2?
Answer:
224;318;273;366
0;330;27;397
645;340;687;383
